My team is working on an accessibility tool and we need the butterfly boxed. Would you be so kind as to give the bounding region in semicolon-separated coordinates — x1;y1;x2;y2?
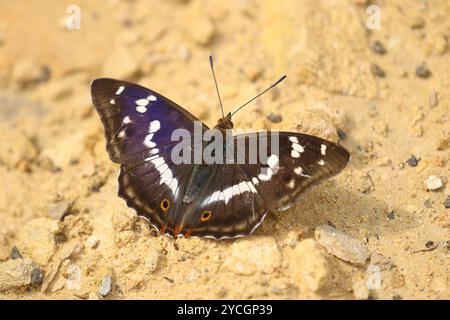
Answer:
91;57;349;240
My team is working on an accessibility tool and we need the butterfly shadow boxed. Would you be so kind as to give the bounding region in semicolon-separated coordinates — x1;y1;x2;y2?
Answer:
253;180;419;243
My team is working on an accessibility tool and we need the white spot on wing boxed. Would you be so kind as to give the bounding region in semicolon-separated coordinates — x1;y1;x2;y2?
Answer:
136;106;147;113
148;95;157;101
289;136;299;143
136;99;149;106
247;181;257;193
258;167;274;181
150;156;164;168
123;116;131;124
232;184;240;196
291;150;300;158
144;134;155;148
238;181;250;193
252;177;259;185
223;187;233;204
288;179;295;189
294;166;311;178
115;86;125;95
149;156;177;195
168;178;178;195
318;159;325;166
149;120;161;133
292;143;305;153
267;154;279;169
110;99;115;104
321;144;327;155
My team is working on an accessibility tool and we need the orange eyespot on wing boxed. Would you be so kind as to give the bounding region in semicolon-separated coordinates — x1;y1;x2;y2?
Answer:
160;199;170;212
200;210;212;222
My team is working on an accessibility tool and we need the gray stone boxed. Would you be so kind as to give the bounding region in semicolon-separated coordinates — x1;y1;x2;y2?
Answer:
315;225;368;266
0;258;43;292
98;275;113;297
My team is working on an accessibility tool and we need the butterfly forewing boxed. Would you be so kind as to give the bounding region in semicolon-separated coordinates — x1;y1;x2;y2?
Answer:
91;78;205;234
91;78;206;164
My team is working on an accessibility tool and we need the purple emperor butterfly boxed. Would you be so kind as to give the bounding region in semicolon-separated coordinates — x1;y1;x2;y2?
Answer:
91;57;349;239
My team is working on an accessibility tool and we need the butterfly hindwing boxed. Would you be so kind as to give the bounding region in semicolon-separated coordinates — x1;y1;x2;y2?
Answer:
236;131;350;212
175;164;267;239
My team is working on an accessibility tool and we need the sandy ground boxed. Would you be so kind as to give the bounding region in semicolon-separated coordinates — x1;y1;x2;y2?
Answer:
0;0;449;299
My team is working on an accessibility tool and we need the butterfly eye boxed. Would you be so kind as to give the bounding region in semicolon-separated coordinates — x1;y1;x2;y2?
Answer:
160;199;170;212
200;210;212;222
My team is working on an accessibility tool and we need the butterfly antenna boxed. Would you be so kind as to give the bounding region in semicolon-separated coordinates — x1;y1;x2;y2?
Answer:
231;75;286;117
209;56;225;118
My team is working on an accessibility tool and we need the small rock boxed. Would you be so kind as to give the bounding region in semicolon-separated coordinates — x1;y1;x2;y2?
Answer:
428;90;438;108
385;210;395;220
371;41;386;55
315;225;368;266
390;269;405;288
0;128;38;170
282;230;304;248
371;63;386;78
103;47;139;79
185;15;215;45
0;258;43;292
16;218;60;265
352;279;370;300
65;263;82;290
184;267;201;282
48;200;72;220
293;109;339;142
9;247;22;260
406;154;420;167
98;275;113;297
40;132;87;168
337;128;347;140
410;17;425;29
11;60;51;87
425;240;435;249
266;113;282;123
369;253;391;270
436;136;450;151
444;198;450;209
31;268;44;285
436;211;450;227
86;236;100;249
244;65;264;81
289;239;332;293
39;243;81;293
424;175;443;191
112;211;137;232
81;164;97;177
145;248;159;273
415;63;432;78
223;237;281;275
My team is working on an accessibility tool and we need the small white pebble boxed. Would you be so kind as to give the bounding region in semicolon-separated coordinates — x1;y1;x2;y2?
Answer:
86;236;100;249
424;175;443;191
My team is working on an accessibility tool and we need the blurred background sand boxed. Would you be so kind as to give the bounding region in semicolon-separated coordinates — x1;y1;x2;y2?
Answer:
0;0;448;299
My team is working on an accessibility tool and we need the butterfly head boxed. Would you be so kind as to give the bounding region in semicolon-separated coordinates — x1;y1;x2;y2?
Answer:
216;112;234;130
